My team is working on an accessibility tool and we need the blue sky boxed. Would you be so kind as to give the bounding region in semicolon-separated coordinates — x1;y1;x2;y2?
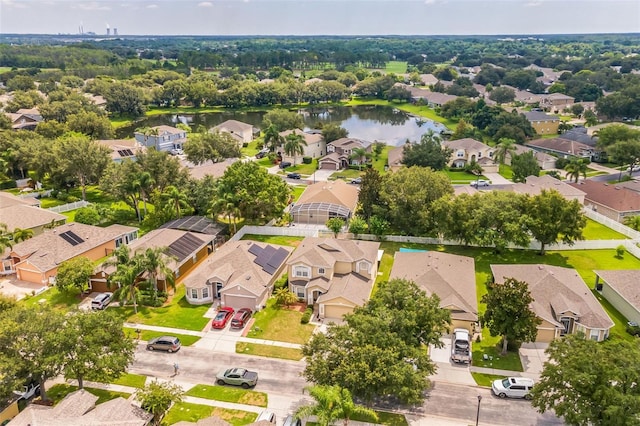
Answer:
0;0;638;36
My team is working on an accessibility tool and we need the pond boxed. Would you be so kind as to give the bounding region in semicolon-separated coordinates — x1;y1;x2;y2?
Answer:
115;105;446;146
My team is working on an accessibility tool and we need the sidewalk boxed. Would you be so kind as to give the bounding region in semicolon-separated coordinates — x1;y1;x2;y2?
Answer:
469;366;538;380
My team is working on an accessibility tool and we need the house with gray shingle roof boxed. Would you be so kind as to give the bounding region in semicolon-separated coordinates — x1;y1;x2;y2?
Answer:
390;251;478;333
511;175;586;203
443;138;497;172
595;270;640;326
212;119;257;145
569;180;640;223
526;137;602;161
287;237;380;320
183;240;292;310
134;125;187;152
0;192;66;236
491;264;614;342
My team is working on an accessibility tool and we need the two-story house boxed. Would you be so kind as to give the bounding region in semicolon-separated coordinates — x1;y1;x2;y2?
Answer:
212;120;257;146
539;93;575;113
524;111;560;135
318;138;370;170
442;138;497;172
491;264;614;342
134;125;187;152
277;129;325;165
96;139;145;163
286;238;380;320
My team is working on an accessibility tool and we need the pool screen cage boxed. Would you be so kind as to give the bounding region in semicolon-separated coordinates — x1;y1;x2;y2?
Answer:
290;202;351;225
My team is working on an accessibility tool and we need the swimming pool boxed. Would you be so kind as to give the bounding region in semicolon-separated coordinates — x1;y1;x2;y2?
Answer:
399;248;428;253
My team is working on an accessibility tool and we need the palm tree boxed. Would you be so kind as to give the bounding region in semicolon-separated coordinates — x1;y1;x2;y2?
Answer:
161;185;189;219
296;385;377;426
0;223;12;253
274;287;298;307
12;228;33;243
283;132;307;165
263;123;283;153
349;147;372;170
564;158;589;183
108;252;144;314
493;138;517;165
136;171;155;217
624;215;640;231
138;247;175;294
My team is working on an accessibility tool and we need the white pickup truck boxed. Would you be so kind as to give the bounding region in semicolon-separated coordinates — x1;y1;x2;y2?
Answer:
450;328;472;364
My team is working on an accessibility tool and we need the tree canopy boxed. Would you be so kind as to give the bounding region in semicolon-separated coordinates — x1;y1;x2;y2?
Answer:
401;131;452;170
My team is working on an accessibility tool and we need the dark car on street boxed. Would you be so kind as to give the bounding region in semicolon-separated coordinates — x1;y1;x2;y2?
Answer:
146;336;181;353
287;172;301;179
212;307;235;329
279;161;292;169
230;308;253;329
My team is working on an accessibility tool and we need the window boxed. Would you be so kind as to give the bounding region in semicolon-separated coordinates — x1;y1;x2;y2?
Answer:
202;287;209;299
296;287;305;298
293;265;310;278
457;151;464;158
318;268;325;275
489;151;494;158
478;152;482;158
357;261;370;274
190;289;198;299
590;329;600;341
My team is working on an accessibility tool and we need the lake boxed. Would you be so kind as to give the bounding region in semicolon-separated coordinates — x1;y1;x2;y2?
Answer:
115;105;446;146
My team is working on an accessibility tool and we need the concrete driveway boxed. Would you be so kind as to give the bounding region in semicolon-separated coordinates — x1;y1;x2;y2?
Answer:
0;278;47;301
519;342;549;376
308;169;334;182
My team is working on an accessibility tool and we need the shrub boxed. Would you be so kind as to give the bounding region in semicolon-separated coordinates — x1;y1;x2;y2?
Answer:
301;307;313;324
74;206;101;225
0;180;17;190
66;196;80;203
56;191;69;202
274;274;288;290
616;245;626;258
555;157;570;169
302;156;312;164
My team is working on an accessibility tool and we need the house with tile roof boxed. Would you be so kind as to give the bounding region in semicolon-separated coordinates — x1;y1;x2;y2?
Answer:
390;251;478;333
182;240;292;309
277;129;325;165
524;111;560;135
443;138;497;172
0;192;66;236
511;175;586;203
95;139;145;163
290;180;359;225
287;237;379;320
91;228;214;293
569;180;640;223
5;222;138;286
211;119;256;145
8;389;152;426
491;264;614;342
134;125;187;152
595;270;640;325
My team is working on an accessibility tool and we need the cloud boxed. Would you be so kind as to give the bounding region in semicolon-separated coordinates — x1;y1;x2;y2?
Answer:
198;1;213;6
0;0;28;8
73;1;111;11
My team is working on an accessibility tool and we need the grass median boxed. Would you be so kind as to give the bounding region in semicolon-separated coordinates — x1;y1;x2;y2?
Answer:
236;342;304;361
163;403;257;426
185;384;267;407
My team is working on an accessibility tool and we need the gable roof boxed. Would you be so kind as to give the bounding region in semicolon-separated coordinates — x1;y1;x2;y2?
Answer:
329;137;370;150
152;125;184;135
511;175;586;199
0;204;65;232
95;139;145;161
526;137;596;157
316;271;373;306
183;240;292;295
287;237;379;269
10;223;138;272
595;270;640;313
213;119;253;134
0;191;40;208
160;216;226;236
491;264;614;330
524;111;559;122
181;158;238;180
295;180;359;212
279;129;323;145
443;138;491;152
568;180;640;212
510;144;557;164
390;251;478;322
387;145;405;168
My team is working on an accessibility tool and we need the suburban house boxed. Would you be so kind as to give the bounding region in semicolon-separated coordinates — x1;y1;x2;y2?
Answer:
524;111;560;135
96;139;145;163
319;137;370;170
8;388;152;426
510;175;587;203
0;192;66;236
526;137;601;161
182;240;292;309
503;86;541;105
539;93;575;113
91;228;214;293
160;215;227;243
401;84;458;107
181;157;238;180
277;129;325;165
4;223;138;286
569;180;640;223
211;119;256;145
594;270;640;325
389;251;478;333
506;144;557;170
290;180;359;226
491;264;614;342
7;108;43;130
387;144;405;172
134;125;187;152
286;237;380;320
442;138;497;172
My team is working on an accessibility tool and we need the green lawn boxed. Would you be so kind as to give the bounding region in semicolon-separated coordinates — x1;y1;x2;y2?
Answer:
121;285;212;331
372;145;391;173
385;61;408;74
331;169;363;180
124;328;202;346
110;373;147;389
236;342;304;361
290;186;306;202
582;218;627;240
445;170;488;183
471;372;506;387
46;384;130;405
241;234;303;247
309;410;408;426
163;403;257;426
498;164;514;180
21;286;82;310
285;159;318;175
185;384;268;407
246;298;315;344
242;139;262;158
256;157;274;168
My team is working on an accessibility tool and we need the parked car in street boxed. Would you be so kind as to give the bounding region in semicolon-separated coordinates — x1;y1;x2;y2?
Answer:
216;367;259;388
211;307;235;329
350;177;362;184
492;377;535;399
470;179;490;187
91;292;113;310
287;172;301;179
279;161;292;169
230;308;253;329
146;336;181;353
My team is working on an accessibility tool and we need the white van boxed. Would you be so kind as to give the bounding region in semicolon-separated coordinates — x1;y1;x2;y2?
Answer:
492;377;535;399
91;292;113;310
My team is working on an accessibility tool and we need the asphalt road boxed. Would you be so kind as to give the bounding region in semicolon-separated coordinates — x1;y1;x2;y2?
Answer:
130;344;564;425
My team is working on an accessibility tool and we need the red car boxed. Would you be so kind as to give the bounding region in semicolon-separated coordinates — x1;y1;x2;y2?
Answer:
230;308;253;329
211;307;235;329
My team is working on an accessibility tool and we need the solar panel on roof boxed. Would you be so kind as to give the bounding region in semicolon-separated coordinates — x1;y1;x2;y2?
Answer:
254;245;277;268
248;244;262;257
59;232;78;246
59;230;85;246
167;233;204;262
160;216;224;235
267;248;289;269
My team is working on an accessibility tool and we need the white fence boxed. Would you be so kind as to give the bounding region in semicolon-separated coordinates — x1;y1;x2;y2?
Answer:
582;207;640;240
229;225;320;242
48;200;90;213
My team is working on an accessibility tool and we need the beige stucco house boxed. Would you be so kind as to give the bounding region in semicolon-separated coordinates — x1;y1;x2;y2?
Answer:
290;180;359;226
491;264;614;342
443;138;497;172
182;240;292;310
212;120;256;145
569;180;640;223
511;175;587;203
286;237;380;320
595;270;640;326
277;129;325;165
389;251;478;333
0;192;66;237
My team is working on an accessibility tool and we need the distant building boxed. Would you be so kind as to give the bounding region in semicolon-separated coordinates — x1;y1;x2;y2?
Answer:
524;111;560;135
134;125;187;152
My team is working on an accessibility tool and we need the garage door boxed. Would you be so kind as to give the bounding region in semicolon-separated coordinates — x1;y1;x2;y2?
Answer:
223;294;256;311
323;304;353;319
17;269;43;284
319;162;337;170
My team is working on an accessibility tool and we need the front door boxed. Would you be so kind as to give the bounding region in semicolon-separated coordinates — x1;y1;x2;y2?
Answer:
307;291;314;305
